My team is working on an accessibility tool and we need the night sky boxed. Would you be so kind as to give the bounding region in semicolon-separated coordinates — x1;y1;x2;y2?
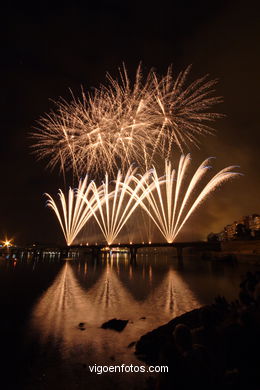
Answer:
1;0;260;245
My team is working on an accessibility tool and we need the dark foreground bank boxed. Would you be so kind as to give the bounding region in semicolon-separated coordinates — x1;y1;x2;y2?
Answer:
135;271;260;389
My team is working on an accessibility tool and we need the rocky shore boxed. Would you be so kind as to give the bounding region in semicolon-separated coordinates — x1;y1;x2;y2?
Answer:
135;300;226;365
135;271;260;389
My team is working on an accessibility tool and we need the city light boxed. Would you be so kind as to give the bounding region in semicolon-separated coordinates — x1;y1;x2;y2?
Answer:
1;238;13;247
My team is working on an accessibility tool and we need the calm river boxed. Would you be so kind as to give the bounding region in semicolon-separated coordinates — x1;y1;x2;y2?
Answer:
0;252;259;389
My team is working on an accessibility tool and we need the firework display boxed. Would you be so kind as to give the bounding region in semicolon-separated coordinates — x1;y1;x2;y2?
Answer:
45;176;103;245
125;155;240;243
78;166;158;245
47;156;240;245
33;65;222;176
37;65;240;245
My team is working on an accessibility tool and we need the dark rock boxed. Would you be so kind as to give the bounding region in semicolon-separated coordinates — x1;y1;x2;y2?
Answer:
139;317;146;320
78;322;86;330
135;308;201;364
127;341;136;348
135;304;228;365
101;318;128;332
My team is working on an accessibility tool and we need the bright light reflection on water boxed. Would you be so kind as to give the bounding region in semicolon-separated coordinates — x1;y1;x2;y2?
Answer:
2;252;257;389
30;258;200;360
27;254;202;388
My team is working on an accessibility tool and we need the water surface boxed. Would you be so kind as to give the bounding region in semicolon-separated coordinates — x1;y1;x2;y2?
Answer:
0;253;258;389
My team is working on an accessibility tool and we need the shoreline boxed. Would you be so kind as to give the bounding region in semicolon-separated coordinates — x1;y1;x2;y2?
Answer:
135;306;207;365
134;270;260;388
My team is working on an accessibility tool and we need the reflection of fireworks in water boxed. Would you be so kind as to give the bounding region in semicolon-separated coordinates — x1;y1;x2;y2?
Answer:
30;262;140;359
45;176;104;245
32;65;222;176
145;267;200;317
30;261;201;359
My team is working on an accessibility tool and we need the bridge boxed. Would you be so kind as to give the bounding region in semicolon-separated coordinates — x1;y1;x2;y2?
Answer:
69;241;221;262
0;241;220;263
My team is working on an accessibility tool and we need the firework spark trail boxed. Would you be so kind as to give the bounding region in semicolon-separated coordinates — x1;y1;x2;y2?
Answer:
46;176;104;246
123;155;241;243
78;166;161;245
149;66;222;159
32;65;222;176
48;156;240;245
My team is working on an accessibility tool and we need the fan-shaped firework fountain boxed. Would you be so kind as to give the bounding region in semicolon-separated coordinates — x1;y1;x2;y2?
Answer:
46;176;104;245
32;65;222;176
124;155;241;243
46;155;239;246
78;166;159;245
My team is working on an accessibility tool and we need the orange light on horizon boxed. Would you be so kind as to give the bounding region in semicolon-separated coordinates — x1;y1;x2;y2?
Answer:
2;239;13;247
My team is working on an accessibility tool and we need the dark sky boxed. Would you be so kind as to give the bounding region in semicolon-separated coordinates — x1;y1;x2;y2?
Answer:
1;0;260;245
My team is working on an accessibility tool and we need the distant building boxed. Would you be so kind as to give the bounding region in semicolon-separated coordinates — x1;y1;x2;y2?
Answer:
246;214;260;237
208;214;260;242
219;214;260;241
217;230;227;241
208;230;230;242
207;232;219;242
247;214;260;230
224;222;237;240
